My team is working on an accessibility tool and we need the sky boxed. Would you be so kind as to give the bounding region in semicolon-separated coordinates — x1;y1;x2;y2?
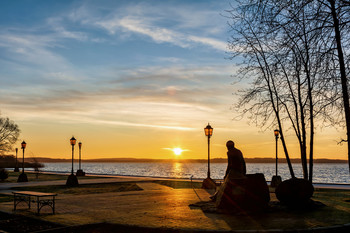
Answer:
0;0;347;160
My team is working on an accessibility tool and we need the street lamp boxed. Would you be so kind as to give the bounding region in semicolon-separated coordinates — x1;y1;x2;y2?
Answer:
66;136;79;186
202;123;216;189
14;148;19;172
76;142;85;176
70;136;76;174
271;129;282;187
17;141;28;182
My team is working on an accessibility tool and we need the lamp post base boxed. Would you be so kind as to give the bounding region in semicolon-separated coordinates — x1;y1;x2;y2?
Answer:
66;174;79;186
76;169;85;176
271;175;282;188
17;173;28;182
202;177;216;189
14;167;19;172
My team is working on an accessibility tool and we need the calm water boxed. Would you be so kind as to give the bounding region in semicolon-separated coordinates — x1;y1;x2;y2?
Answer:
27;162;350;184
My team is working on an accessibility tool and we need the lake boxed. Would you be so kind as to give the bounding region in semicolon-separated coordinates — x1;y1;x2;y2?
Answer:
28;162;350;184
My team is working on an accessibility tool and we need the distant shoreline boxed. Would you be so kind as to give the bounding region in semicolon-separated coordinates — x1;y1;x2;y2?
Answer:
25;157;348;164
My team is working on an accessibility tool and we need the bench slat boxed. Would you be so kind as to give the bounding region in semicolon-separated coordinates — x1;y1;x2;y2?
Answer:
13;191;57;197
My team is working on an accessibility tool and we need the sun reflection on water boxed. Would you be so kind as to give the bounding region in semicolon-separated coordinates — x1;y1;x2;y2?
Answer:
170;162;183;178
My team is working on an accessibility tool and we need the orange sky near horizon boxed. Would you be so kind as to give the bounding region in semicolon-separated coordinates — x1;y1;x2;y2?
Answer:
13;117;347;161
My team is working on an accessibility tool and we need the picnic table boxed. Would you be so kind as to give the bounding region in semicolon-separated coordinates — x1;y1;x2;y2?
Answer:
13;191;57;215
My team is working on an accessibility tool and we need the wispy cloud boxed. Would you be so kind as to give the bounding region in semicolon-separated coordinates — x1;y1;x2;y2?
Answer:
95;15;226;51
55;1;229;51
92;119;195;131
188;35;227;51
0;33;73;85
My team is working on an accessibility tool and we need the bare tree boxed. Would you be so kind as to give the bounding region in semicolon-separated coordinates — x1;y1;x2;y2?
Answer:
227;0;340;181
267;0;350;174
227;3;298;178
0;115;20;154
314;0;350;173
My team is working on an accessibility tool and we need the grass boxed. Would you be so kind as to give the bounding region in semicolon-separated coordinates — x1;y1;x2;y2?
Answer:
314;188;350;204
264;188;350;229
152;180;203;189
310;188;350;225
2;171;110;183
0;194;13;203
0;182;143;203
8;182;143;195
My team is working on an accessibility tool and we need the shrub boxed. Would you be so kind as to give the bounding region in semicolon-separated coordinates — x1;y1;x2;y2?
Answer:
0;169;9;181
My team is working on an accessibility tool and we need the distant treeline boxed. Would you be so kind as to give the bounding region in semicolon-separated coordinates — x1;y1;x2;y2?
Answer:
0;155;44;168
21;156;348;164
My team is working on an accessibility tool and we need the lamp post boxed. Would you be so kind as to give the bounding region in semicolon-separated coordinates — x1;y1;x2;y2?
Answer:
66;136;79;186
274;129;279;176
271;129;282;187
76;142;85;176
78;142;82;170
17;141;28;182
70;136;76;174
202;123;216;189
14;148;19;172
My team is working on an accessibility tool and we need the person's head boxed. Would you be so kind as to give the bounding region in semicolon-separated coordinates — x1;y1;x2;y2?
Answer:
226;140;235;150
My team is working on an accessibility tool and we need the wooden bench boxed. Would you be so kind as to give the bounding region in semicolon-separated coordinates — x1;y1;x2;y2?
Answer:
13;191;57;215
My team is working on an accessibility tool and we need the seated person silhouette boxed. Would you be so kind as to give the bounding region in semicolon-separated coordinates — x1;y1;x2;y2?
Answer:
224;140;246;179
210;140;246;200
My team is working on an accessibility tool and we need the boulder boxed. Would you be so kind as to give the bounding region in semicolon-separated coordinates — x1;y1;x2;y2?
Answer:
215;172;270;212
202;177;216;189
271;175;282;188
275;178;314;206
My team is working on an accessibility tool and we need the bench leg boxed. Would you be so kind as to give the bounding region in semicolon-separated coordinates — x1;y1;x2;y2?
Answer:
53;196;55;214
13;195;30;211
13;195;16;211
37;196;40;215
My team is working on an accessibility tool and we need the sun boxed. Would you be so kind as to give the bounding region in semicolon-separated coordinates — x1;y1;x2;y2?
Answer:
173;148;183;156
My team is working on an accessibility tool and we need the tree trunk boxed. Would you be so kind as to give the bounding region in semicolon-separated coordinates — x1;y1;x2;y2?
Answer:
306;54;314;183
302;21;314;182
279;130;295;178
329;0;350;174
297;67;308;180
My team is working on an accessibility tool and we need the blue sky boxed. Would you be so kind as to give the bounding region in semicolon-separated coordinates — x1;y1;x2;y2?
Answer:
0;0;346;159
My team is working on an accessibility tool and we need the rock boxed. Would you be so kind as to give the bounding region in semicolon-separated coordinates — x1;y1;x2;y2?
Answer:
215;172;270;212
271;175;282;187
275;178;314;206
202;177;216;189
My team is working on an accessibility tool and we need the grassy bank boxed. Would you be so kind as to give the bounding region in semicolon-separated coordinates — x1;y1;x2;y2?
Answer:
1;171;110;183
10;182;142;195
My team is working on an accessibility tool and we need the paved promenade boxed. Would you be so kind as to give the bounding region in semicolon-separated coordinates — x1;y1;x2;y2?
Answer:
1;174;350;232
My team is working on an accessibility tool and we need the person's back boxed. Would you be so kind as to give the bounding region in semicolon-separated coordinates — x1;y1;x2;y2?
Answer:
225;141;246;178
210;140;247;201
